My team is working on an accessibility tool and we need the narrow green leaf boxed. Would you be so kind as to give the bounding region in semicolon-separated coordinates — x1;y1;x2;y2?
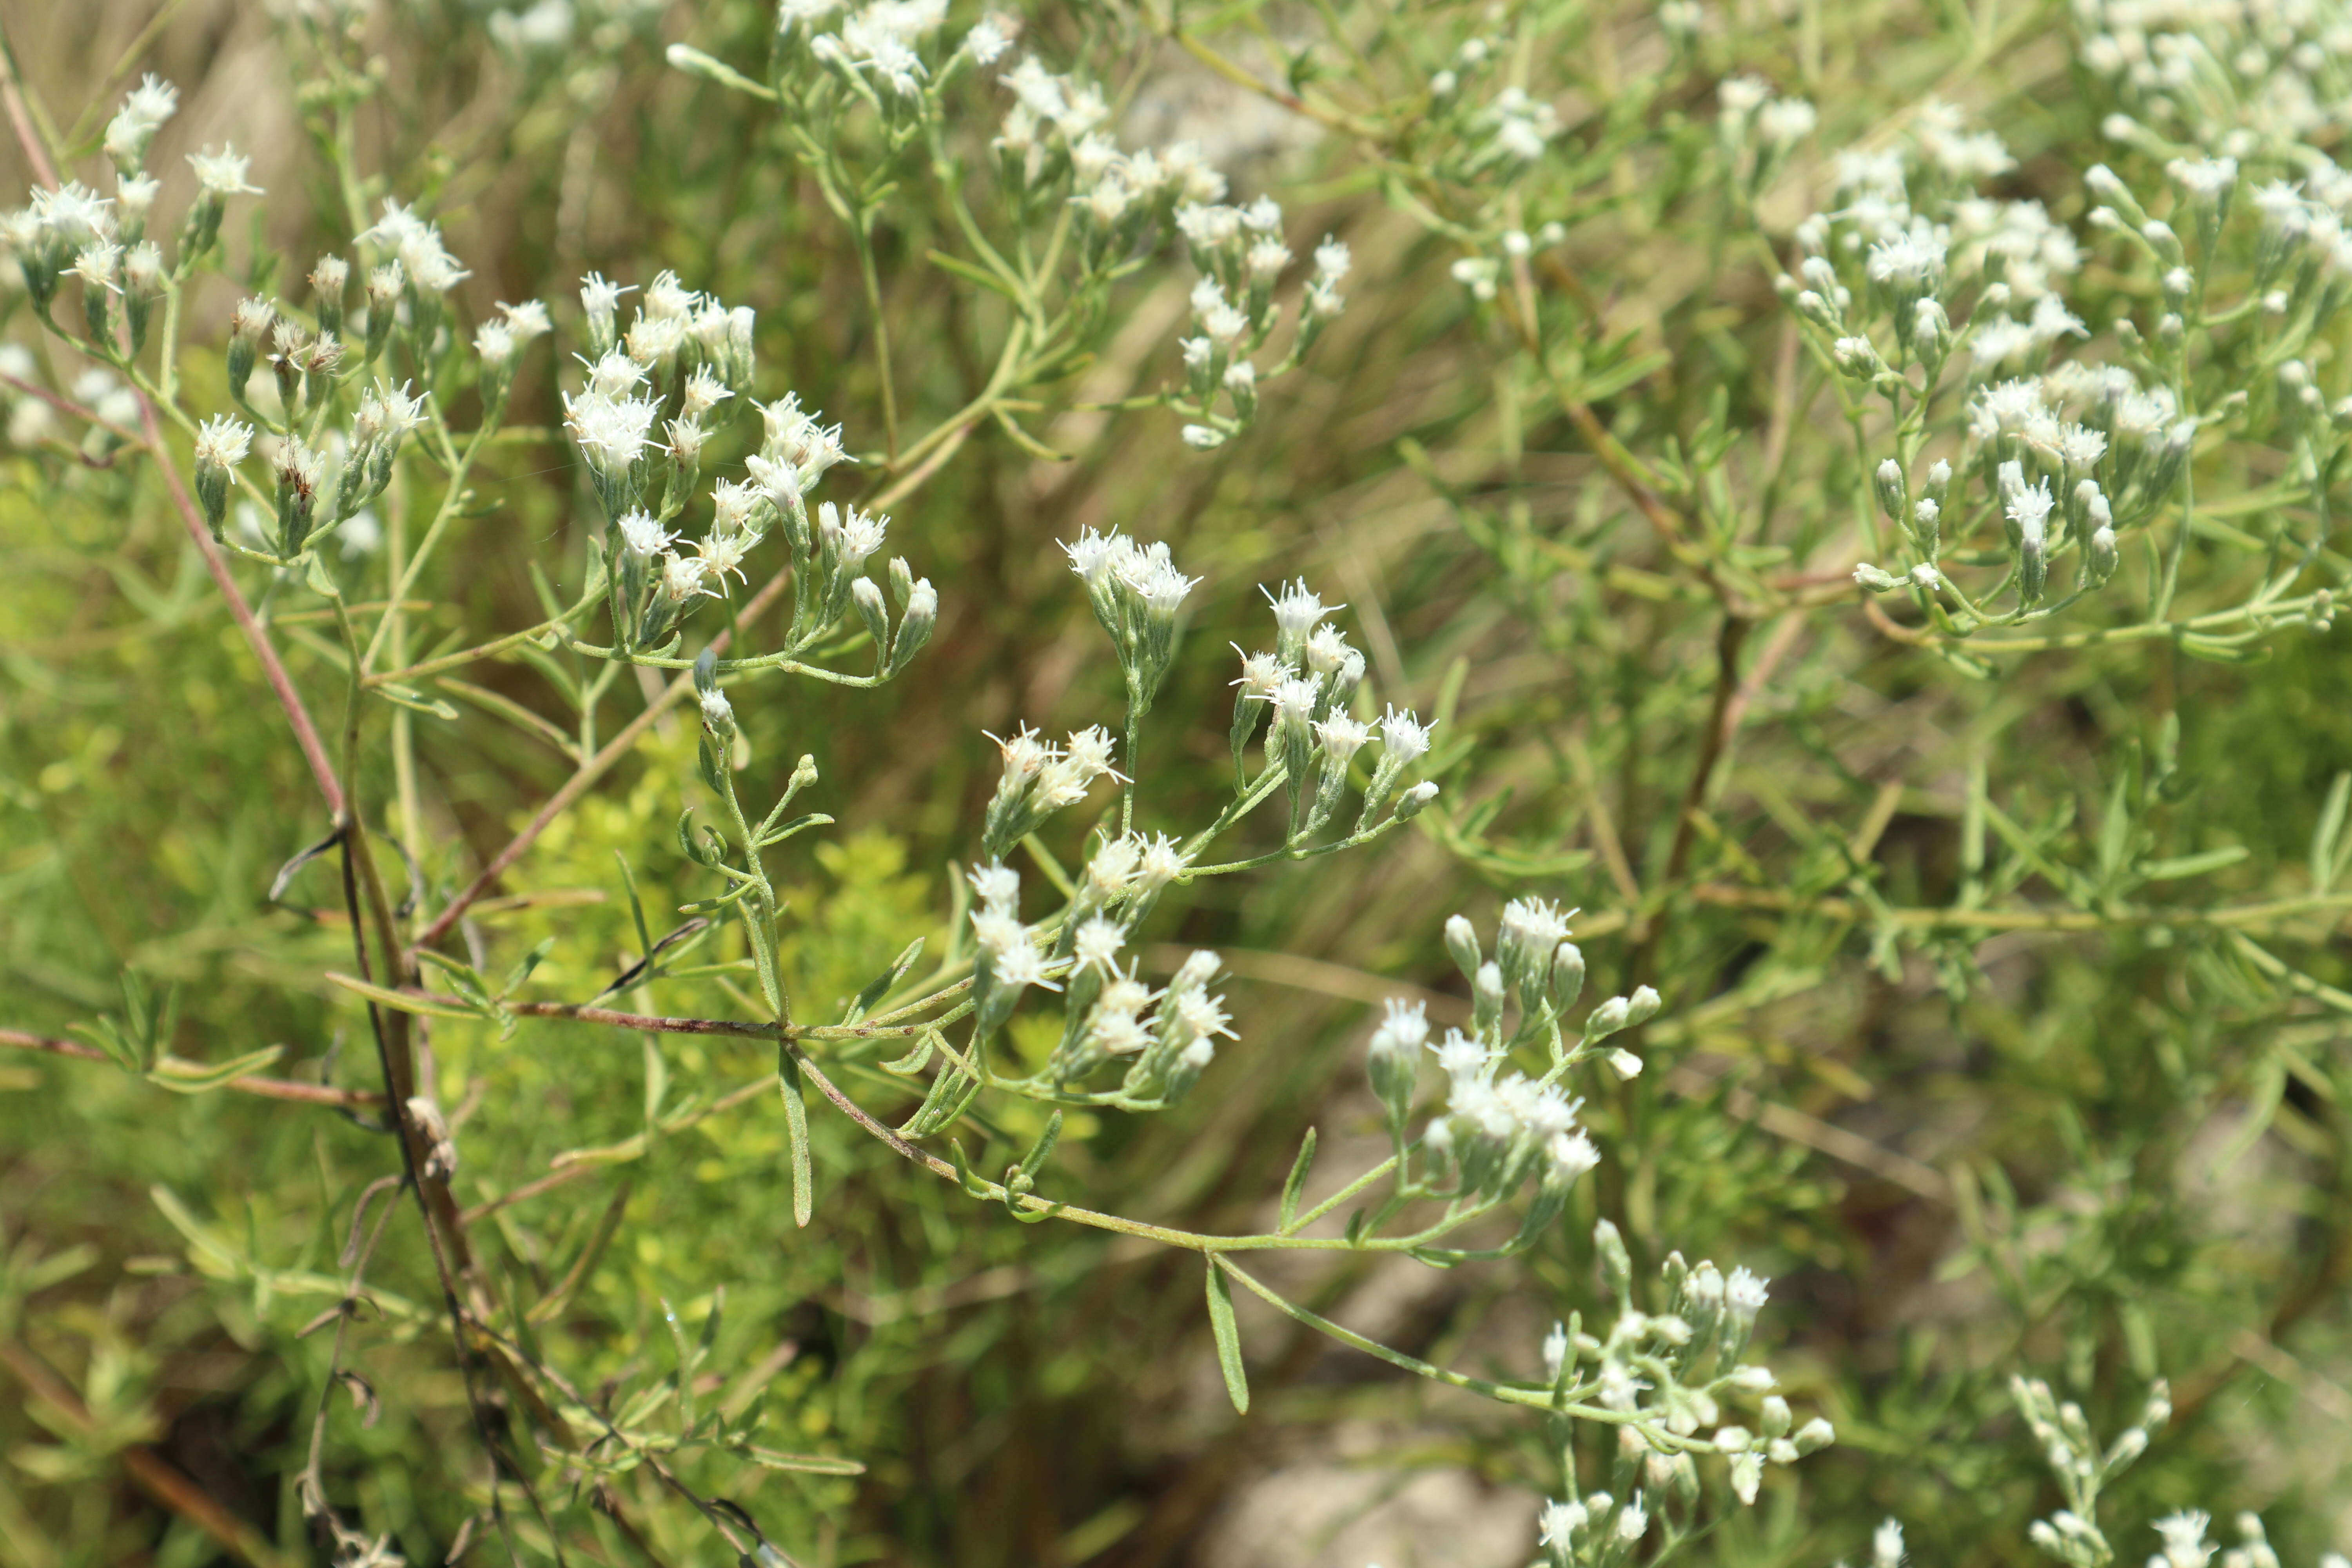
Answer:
778;1048;813;1229
737;1446;866;1476
1204;1259;1249;1415
924;247;1024;301
327;972;486;1020
378;682;460;720
2140;844;2249;882
1278;1127;1318;1233
845;938;925;1026
2312;773;2351;893
1016;1111;1063;1180
146;1046;286;1094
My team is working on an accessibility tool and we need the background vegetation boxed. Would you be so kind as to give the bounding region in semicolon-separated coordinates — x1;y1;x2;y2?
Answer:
3;0;2349;1564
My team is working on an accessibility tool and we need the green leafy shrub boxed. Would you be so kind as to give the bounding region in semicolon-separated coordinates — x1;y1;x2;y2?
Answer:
2;0;2350;1564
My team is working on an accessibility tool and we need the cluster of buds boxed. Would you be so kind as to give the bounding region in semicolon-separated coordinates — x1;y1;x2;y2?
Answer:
780;0;964;119
2013;1376;2171;1567
1062;527;1202;717
1363;906;1661;1214
990;54;1118;196
1717;75;1817;203
355;197;471;351
1535;1230;1823;1559
978;724;1123;860
1228;579;1437;835
1171;200;1352;445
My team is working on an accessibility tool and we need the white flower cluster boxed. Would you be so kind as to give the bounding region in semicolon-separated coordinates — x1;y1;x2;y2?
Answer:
2076;0;2352;156
102;74;178;174
1534;1229;1824;1560
559;267;929;664
1228;579;1437;836
1171;197;1350;446
978;723;1125;860
967;848;1229;1101
1063;526;1203;714
358;197;470;299
1051;926;1232;1100
1718;74;1817;202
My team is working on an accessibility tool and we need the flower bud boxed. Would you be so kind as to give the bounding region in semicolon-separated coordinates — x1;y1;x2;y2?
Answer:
1393;780;1439;820
227;297;273;399
852;575;888;649
1873;458;1906;522
311;254;349;342
1443;913;1481;980
1585;995;1632;1040
1548;941;1585;1011
1593;1218;1633;1296
1473;961;1505;1037
887;578;937;676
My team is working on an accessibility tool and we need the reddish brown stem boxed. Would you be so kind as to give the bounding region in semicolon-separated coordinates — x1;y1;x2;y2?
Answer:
139;392;347;818
0;1027;383;1107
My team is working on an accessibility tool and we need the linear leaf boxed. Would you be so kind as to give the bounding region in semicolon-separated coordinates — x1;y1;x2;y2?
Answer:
1204;1258;1249;1415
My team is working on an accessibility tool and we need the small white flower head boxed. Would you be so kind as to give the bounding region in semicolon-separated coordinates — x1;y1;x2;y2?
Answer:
194;414;254;470
1265;578;1339;642
1726;1267;1770;1319
1061;525;1122;585
581;270;633;321
617;508;675;559
1616;1494;1648;1543
1757;97;1817;148
1369;997;1431;1060
1541;1320;1569;1380
1718;74;1771;118
1230;647;1291;699
1608;1047;1644;1080
2154;1513;2214;1568
1314;712;1373;765
1073;914;1125;975
1181;423;1228;450
1539;1500;1587;1549
1134;832;1189;892
968;860;1021;916
1866;225;1947;295
818;501;889;573
116;172;160;225
564;390;660;476
990;939;1060;994
1430;1028;1490;1081
584;348;649;397
1246;235;1292;281
1550;1129;1602;1182
352;381;426;450
1116;549;1201;618
1268;674;1321;731
474;318;517;367
1873;1519;1906;1568
188;144;262;196
698;686;733;731
1314;236;1351;281
964;13;1016;64
992;723;1053;782
1379;706;1434;763
69;240;123;294
1223;359;1257;393
2006;477;2054;544
1086;835;1141;897
696;528;752;586
2167;156;2236;204
640;268;696;321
